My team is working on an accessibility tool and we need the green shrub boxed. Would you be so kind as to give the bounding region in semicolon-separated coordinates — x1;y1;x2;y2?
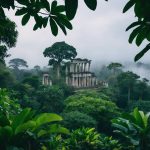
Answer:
64;92;120;134
62;111;97;130
112;108;150;150
0;108;69;150
64;128;121;150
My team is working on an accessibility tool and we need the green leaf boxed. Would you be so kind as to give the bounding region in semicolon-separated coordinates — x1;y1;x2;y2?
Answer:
12;108;32;130
84;0;97;10
50;18;58;36
15;121;36;135
146;30;150;41
33;24;39;30
0;0;15;9
134;44;150;61
37;124;69;137
133;108;144;128
35;113;62;127
17;0;29;5
22;13;30;25
112;122;128;133
0;7;5;17
134;2;143;18
55;5;65;13
41;0;50;12
128;26;141;43
57;14;73;30
51;0;57;14
43;17;48;28
54;17;67;35
15;8;27;16
34;15;43;28
126;21;143;31
48;124;70;134
135;27;147;46
65;0;78;20
123;0;135;13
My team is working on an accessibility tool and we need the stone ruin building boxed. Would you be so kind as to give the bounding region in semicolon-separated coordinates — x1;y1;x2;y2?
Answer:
65;58;98;88
42;73;52;86
42;58;98;88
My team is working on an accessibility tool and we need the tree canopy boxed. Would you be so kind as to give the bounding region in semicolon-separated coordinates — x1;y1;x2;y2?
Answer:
1;0;150;61
0;16;18;63
43;41;77;78
9;58;28;70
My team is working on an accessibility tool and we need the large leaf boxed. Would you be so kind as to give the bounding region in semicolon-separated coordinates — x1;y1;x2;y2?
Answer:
50;18;58;36
54;17;67;35
17;0;29;5
123;0;135;13
126;21;143;31
55;5;65;13
51;0;57;14
133;108;144;128
57;14;72;30
12;108;32;130
128;26;141;43
84;0;97;10
15;121;36;135
22;13;30;25
65;0;78;20
48;124;70;134
35;113;62;127
135;28;147;47
41;0;50;12
42;17;48;28
37;124;69;137
134;44;150;61
15;8;27;16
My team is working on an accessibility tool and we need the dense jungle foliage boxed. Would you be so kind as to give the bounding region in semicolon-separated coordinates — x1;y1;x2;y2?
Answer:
1;57;150;149
1;0;150;149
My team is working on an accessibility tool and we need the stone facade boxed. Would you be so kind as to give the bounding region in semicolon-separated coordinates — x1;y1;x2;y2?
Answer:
42;73;52;86
65;58;97;88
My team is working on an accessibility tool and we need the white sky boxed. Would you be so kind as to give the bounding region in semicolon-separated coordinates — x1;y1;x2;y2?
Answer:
5;0;150;68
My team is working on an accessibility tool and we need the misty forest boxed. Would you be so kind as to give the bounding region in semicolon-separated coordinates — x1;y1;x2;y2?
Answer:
1;0;150;150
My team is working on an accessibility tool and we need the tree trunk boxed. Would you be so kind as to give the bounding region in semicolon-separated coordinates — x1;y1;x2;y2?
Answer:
56;65;60;79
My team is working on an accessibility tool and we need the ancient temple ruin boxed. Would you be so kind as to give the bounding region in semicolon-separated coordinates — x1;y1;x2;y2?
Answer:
42;73;52;86
65;58;97;88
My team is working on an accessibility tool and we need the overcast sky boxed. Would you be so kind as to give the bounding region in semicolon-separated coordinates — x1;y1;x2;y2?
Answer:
5;0;150;68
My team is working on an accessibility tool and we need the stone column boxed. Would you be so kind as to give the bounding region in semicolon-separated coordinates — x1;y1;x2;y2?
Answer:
78;63;80;72
75;77;77;87
70;63;72;72
76;64;78;72
88;76;91;87
72;74;75;86
66;76;68;85
65;66;68;75
70;63;74;73
86;76;88;87
78;77;80;88
84;74;86;87
42;76;44;85
49;80;52;86
87;62;90;72
92;77;95;87
80;73;83;87
84;63;86;72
